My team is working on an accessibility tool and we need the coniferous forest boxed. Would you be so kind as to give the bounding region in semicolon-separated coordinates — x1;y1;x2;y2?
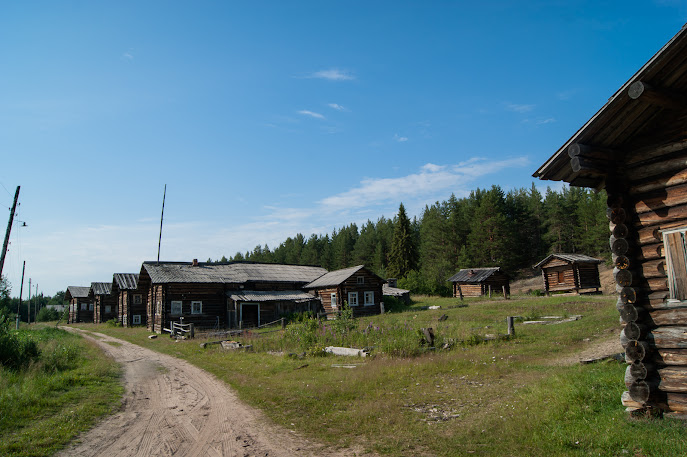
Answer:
214;184;610;296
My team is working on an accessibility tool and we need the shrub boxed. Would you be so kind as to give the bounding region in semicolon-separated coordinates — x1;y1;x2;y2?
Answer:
0;311;40;369
36;307;59;322
106;318;121;327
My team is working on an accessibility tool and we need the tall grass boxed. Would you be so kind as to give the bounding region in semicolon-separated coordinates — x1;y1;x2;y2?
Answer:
0;326;123;457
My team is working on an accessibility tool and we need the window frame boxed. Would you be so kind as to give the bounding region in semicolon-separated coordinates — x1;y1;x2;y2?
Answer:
364;291;375;306
191;301;203;315
330;293;338;309
133;294;143;305
348;292;358;307
357;276;365;285
663;227;687;300
132;314;141;325
171;300;182;315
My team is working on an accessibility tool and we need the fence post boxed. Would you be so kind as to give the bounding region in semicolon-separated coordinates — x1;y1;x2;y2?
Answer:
507;316;515;337
380;301;385;314
503;285;508;299
190;323;195;339
488;285;492;298
281;317;285;329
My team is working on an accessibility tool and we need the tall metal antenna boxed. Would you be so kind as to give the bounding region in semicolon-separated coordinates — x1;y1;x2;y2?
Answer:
157;184;166;264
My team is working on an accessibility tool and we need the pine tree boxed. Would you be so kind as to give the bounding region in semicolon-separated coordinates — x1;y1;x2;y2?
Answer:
388;203;418;279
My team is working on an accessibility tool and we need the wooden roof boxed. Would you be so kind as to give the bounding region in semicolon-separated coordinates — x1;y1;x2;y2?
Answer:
141;261;327;285
533;25;687;188
66;286;90;299
113;273;139;290
227;290;316;302
304;265;383;289
534;253;603;269
447;267;507;284
90;282;112;296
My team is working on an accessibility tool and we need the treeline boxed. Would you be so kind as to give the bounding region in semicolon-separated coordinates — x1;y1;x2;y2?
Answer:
0;277;66;321
209;184;609;296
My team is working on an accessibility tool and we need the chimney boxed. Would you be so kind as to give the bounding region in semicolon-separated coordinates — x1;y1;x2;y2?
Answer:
387;278;397;288
192;258;199;266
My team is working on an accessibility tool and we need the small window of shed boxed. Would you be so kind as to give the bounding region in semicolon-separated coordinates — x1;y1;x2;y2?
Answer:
663;229;687;300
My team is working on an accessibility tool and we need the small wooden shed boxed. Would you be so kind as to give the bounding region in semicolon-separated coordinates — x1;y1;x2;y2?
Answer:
112;273;145;327
304;265;384;317
90;282;117;324
534;254;603;295
533;25;687;416
447;267;510;298
65;286;92;323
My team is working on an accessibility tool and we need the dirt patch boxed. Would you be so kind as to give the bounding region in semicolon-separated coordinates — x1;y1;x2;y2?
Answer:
58;329;374;457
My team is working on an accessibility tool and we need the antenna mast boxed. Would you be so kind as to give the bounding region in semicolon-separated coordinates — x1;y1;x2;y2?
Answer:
157;184;166;264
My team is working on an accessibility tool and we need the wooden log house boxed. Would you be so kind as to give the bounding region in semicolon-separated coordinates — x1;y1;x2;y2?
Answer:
304;265;385;317
447;267;510;298
65;285;92;323
534;254;603;295
139;260;326;333
112;273;145;327
533;24;687;417
90;282;117;324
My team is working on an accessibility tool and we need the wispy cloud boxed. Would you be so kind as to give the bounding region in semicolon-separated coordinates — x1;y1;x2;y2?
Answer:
309;69;355;81
298;110;325;119
536;118;556;125
506;103;535;113
319;157;529;211
394;134;408;142
328;103;346;111
122;52;134;60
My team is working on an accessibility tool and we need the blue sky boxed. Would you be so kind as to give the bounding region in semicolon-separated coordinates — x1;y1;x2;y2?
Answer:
1;1;685;295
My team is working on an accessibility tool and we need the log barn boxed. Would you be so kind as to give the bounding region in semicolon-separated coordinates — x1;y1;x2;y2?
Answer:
304;265;385;317
533;24;687;417
90;282;117;324
112;273;145;327
534;254;603;295
447;267;510;298
139;260;326;333
65;285;92;323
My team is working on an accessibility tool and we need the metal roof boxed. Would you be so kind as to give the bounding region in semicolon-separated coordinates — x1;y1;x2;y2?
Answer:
534;253;604;269
90;282;112;296
141;261;327;285
113;273;139;290
228;290;317;302
447;267;504;283
303;265;366;289
533;25;687;188
66;286;90;299
382;285;410;297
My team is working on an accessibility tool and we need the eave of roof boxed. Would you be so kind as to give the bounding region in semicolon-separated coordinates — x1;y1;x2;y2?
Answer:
447;267;504;283
533;25;687;188
303;265;366;289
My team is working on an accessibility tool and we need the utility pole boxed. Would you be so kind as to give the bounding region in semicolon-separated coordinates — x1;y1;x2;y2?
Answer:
0;186;20;278
157;184;166;264
16;260;25;329
34;283;38;322
28;278;31;324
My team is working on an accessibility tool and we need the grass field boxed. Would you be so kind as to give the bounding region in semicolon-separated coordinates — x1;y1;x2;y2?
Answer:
74;295;687;456
0;325;123;457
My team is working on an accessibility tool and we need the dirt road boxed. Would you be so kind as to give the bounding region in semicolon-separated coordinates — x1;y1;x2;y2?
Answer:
58;330;368;457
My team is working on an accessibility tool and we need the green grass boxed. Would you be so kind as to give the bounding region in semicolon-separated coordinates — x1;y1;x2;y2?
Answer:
73;295;687;456
0;327;123;457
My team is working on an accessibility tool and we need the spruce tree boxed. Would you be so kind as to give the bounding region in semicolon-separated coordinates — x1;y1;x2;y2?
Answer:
388;203;418;279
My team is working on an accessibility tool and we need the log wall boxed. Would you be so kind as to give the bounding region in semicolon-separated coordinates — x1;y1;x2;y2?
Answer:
612;144;687;417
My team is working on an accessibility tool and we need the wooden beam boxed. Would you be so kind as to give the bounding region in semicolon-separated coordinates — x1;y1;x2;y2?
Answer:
570;156;612;174
567;143;616;159
628;81;687;110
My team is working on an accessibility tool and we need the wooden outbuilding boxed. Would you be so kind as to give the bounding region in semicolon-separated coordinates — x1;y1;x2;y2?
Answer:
448;267;510;298
533;24;687;417
65;286;92;323
139;260;326;333
304;265;385;317
90;282;117;324
534;254;603;295
383;278;411;305
112;273;145;327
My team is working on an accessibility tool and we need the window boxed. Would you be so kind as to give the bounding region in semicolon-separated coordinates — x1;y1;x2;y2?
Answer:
132;315;141;325
89;304;94;311
105;306;111;313
364;291;374;306
348;292;358;306
133;294;142;305
171;300;182;314
330;293;338;308
357;276;365;285
664;228;687;300
81;303;87;311
191;301;202;314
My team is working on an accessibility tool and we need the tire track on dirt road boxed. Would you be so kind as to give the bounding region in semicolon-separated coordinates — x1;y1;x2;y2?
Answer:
58;329;372;457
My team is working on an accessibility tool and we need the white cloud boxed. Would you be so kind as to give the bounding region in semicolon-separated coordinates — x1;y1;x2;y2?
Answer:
122;52;134;60
506;103;535;113
328;103;346;111
298;110;325;119
536;118;556;125
309;69;355;81
394;134;408;142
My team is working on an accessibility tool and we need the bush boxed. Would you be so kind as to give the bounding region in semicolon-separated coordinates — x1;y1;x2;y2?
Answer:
106;318;121;327
0;311;40;369
36;307;59;322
